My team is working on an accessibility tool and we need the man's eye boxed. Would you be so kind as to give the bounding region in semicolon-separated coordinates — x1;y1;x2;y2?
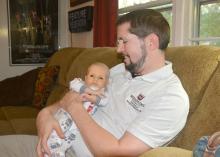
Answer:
117;39;128;45
123;40;128;44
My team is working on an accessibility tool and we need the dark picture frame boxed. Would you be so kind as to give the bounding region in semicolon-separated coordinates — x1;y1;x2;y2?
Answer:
7;0;58;65
70;0;92;7
68;6;93;33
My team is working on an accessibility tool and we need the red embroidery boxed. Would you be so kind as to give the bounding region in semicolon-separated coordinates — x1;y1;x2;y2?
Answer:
87;105;94;113
137;94;145;101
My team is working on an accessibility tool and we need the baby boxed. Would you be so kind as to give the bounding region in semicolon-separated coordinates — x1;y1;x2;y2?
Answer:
193;131;220;157
45;62;110;157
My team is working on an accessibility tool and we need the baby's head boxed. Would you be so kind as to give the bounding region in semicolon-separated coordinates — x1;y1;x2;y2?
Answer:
85;62;110;90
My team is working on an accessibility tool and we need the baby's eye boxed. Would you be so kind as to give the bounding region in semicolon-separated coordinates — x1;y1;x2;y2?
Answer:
98;77;104;80
90;74;94;77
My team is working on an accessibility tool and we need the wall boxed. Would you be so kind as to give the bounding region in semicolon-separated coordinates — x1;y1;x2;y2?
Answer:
70;1;94;48
0;0;70;81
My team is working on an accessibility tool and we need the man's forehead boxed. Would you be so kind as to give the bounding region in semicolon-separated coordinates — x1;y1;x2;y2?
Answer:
117;22;130;34
117;22;130;39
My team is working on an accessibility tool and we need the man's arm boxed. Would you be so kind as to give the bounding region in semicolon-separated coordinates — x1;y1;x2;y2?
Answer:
60;91;152;157
36;101;65;157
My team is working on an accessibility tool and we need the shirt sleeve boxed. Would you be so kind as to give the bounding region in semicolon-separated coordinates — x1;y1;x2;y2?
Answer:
69;78;85;93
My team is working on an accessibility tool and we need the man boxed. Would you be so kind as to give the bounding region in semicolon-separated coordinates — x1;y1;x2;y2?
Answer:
0;9;189;157
37;9;189;157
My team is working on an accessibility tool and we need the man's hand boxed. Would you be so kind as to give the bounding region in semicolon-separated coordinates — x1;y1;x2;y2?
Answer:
208;131;220;147
59;90;83;115
36;107;64;157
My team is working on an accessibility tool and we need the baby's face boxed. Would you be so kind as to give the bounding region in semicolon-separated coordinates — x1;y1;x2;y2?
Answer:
85;64;109;90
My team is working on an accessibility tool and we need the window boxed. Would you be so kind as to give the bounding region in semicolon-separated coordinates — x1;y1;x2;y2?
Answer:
191;0;220;45
119;0;157;9
151;4;172;33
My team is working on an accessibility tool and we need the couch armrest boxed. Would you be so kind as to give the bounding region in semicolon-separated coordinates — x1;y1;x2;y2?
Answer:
139;147;192;157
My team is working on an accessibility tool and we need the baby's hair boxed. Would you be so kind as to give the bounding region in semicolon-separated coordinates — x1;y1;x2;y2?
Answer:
87;62;110;78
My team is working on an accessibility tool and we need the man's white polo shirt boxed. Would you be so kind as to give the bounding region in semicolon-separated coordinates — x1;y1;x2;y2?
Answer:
95;62;189;148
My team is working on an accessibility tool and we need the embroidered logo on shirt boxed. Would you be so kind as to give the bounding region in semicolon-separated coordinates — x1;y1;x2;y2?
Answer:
127;94;145;112
137;94;145;100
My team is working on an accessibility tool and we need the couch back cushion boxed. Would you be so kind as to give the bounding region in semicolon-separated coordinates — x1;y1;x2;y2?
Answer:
66;47;122;86
46;84;68;106
0;68;40;106
166;46;220;116
170;63;220;149
46;47;84;86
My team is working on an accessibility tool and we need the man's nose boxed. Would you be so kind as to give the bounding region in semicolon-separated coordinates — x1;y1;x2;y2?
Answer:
116;42;124;53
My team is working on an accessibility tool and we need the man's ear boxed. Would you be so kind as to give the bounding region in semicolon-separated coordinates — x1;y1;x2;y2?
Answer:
145;33;159;50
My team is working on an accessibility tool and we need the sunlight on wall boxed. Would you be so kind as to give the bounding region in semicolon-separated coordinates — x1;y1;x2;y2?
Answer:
0;28;8;37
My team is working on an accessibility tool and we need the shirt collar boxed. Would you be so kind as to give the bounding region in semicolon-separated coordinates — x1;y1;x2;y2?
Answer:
134;61;173;82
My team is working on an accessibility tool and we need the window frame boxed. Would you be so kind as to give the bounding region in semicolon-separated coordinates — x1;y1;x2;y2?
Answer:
118;0;171;14
190;0;220;45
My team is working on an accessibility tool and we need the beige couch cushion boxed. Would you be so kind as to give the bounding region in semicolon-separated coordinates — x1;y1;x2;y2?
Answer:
0;108;7;120
10;119;37;135
0;119;37;135
140;147;192;157
0;106;39;135
1;106;39;120
0;120;14;135
166;46;220;116
47;47;84;86
170;63;220;149
46;84;68;106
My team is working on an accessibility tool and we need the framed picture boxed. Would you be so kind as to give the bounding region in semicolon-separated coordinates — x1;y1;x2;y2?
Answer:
70;0;92;7
68;6;93;33
7;0;58;65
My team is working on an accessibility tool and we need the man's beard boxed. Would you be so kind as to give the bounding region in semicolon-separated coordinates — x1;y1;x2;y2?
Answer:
125;45;147;77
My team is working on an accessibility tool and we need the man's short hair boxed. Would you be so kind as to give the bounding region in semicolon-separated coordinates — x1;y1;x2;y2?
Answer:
117;9;170;50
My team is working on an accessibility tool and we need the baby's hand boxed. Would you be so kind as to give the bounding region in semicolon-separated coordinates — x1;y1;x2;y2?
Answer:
80;93;97;104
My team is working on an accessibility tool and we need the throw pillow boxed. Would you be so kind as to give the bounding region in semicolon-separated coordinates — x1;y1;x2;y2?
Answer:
32;65;60;109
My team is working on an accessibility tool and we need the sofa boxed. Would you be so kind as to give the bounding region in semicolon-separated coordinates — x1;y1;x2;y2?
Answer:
0;46;220;156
